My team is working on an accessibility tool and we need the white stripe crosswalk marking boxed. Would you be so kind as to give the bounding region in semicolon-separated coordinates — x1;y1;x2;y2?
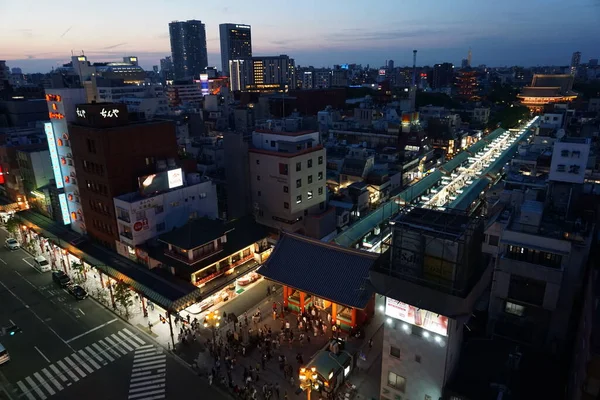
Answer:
25;376;47;399
118;331;142;349
129;389;165;399
98;339;121;359
133;396;165;400
41;368;64;391
104;335;128;354
132;360;167;371
130;377;165;388
16;380;36;400
112;333;134;352
131;372;165;382
78;349;101;370
131;370;152;378
33;372;55;396
56;360;79;382
83;346;107;365
132;365;166;374
63;355;87;378
133;354;165;364
135;347;159;356
123;328;147;346
129;384;165;393
49;364;69;383
93;341;116;362
70;352;95;373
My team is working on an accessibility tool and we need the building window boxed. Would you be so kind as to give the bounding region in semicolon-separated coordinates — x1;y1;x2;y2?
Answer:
296;195;302;204
415;355;421;363
318;172;323;180
318;156;323;165
506;245;562;269
256;159;260;165
284;202;289;209
296;179;301;188
257;175;261;181
390;346;400;359
279;163;288;175
296;162;302;172
257;191;261;197
307;159;313;168
318;187;323;195
387;372;406;392
157;222;165;231
308;175;313;184
505;301;525;316
508;275;546;306
307;191;313;200
488;235;499;246
270;141;276;148
283;186;288;193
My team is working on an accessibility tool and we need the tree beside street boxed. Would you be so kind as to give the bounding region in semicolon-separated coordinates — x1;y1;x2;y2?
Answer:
71;261;86;284
114;280;133;319
5;217;18;237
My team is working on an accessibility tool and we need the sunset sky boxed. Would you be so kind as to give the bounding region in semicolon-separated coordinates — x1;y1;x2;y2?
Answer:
0;0;598;73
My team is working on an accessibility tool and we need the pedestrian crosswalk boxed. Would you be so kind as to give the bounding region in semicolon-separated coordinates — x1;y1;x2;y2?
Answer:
127;344;167;400
14;328;147;400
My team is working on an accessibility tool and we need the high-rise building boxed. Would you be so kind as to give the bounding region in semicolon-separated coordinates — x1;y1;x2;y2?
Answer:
430;62;454;89
169;20;208;80
69;103;179;249
237;55;296;92
219;23;252;76
571;51;581;75
0;60;9;91
388;60;394;70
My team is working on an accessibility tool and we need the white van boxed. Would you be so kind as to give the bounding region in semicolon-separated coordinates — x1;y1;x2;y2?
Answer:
33;256;51;272
0;343;9;365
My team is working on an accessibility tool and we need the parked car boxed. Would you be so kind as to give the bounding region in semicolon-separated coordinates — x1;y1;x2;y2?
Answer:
4;238;19;251
52;270;71;287
67;285;88;300
33;256;51;272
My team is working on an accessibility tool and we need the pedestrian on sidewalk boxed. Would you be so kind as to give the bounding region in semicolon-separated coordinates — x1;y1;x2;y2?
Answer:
368;338;373;350
267;286;271;296
147;321;152;331
275;383;280;399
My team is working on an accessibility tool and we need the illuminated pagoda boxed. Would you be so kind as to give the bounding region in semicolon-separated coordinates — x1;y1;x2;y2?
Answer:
517;74;578;112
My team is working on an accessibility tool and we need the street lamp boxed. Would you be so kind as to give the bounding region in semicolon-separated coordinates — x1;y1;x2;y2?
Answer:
203;310;221;342
299;366;319;400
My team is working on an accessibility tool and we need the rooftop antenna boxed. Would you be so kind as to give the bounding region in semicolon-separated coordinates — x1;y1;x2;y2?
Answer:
412;50;417;86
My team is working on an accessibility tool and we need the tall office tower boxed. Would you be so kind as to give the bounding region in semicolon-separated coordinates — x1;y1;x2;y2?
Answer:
430;62;454;89
239;55;296;92
388;60;394;70
219;23;252;76
169;20;208;80
0;60;9;91
571;51;581;75
467;47;472;67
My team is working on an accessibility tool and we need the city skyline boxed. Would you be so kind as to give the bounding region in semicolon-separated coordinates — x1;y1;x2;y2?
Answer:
1;0;599;73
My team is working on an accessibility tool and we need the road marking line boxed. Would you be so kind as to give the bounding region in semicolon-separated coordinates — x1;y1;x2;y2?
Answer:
48;364;69;383
79;308;85;315
0;280;72;350
134;353;164;362
14;270;36;288
129;383;165;393
70;352;95;373
132;395;165;400
83;346;107;365
134;347;158;355
34;346;51;363
41;368;64;391
117;331;142;349
63;355;87;378
56;360;79;382
9;319;15;325
16;380;36;400
0;258;6;264
112;333;134;352
129;389;165;399
92;341;115;362
122;328;147;346
21;257;41;274
106;334;130;354
65;318;117;343
25;376;47;399
131;370;152;379
131;363;167;373
130;377;165;388
133;355;166;365
132;359;166;370
33;372;55;396
97;340;119;360
131;373;165;383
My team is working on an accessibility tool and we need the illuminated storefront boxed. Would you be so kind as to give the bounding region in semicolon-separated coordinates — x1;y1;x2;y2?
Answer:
385;297;448;336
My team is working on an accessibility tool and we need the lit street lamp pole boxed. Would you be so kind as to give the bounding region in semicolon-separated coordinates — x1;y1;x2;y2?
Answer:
299;366;318;400
203;310;222;343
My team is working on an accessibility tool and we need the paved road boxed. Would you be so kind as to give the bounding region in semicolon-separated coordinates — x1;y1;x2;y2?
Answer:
0;229;229;400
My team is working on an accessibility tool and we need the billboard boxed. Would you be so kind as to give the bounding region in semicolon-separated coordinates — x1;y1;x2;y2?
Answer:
167;168;183;189
385;298;448;336
200;74;209;96
138;168;183;195
44;122;64;189
58;193;71;225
